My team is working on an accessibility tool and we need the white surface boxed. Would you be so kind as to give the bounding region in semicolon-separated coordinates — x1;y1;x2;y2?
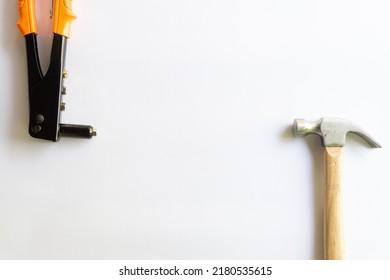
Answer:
0;0;389;259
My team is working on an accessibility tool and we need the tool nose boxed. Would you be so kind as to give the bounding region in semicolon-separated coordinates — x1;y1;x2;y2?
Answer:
59;124;97;139
293;119;322;137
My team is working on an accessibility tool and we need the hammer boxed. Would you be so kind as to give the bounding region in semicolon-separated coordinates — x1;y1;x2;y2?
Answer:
293;117;381;260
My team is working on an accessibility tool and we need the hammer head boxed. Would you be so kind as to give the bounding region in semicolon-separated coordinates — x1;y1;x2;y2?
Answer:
293;118;381;148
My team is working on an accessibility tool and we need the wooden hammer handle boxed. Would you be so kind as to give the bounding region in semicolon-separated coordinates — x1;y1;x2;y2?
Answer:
324;146;344;260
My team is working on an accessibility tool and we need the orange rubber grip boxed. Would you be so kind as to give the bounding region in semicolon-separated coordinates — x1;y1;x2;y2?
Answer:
17;0;38;36
52;0;77;38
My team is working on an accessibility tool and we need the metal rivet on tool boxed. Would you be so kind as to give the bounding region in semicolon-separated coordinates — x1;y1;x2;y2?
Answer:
62;70;69;78
60;103;66;111
34;114;45;124
31;125;41;133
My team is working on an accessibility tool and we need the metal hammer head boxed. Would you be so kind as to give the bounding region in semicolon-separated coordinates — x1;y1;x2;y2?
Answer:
293;117;381;148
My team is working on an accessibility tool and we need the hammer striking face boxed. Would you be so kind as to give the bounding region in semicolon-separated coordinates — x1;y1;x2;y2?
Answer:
292;117;381;260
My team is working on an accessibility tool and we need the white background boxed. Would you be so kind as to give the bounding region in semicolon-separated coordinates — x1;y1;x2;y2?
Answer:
0;0;389;259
